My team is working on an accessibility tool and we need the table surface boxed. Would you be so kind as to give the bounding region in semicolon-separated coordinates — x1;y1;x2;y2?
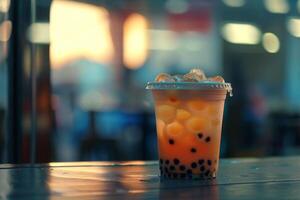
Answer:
0;156;300;200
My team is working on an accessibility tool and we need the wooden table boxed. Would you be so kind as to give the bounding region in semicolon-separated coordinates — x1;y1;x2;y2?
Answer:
0;156;299;199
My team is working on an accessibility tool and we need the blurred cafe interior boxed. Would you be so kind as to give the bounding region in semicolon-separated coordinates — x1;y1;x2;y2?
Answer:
0;0;300;164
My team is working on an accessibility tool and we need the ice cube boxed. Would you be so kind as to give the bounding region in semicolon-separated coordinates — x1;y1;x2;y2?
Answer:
183;72;206;82
155;73;175;82
182;68;207;82
208;76;225;83
182;73;199;82
189;68;206;80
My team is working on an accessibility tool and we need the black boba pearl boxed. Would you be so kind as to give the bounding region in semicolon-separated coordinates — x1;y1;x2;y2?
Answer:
207;160;212;166
197;133;203;139
164;167;168;173
187;169;192;174
200;166;205;172
191;162;197;168
165;160;170;165
167;173;172;178
159;166;162;171
180;173;186;178
179;165;186;171
173;158;180;165
205;137;211;143
169;165;175;171
205;170;210;176
198;159;204;165
173;173;178;178
169;139;175;145
160;159;163;164
190;148;197;153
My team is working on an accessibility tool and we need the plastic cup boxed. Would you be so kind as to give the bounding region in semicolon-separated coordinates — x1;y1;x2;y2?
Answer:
146;82;232;179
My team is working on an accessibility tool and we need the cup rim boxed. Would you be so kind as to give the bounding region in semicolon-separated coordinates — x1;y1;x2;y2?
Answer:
146;81;232;93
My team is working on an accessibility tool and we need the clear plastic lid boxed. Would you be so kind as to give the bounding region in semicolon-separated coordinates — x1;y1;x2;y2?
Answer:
146;81;233;96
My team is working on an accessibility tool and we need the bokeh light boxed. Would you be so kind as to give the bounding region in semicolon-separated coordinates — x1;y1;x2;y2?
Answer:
264;0;289;14
262;32;280;53
0;20;12;42
221;23;261;44
222;0;245;7
123;13;148;69
287;17;300;38
50;0;114;69
27;23;50;44
0;0;10;13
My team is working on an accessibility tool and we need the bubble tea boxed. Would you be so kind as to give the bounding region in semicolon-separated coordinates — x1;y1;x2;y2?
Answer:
146;69;232;179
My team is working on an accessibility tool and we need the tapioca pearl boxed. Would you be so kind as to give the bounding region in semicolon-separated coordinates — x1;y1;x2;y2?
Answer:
205;136;211;143
186;117;205;133
165;160;170;165
167;96;181;106
173;158;180;165
166;122;184;137
187;169;192;174
156;105;176;124
179;165;186;171
160;159;163;164
169;165;175;171
197;133;203;139
207;160;212;166
167;173;172;178
176;109;191;121
166;90;179;101
168;139;175;145
164;167;169;173
200;165;205;172
204;170;210;176
198;159;204;165
190;148;197;153
191;162;197;168
187;100;206;111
